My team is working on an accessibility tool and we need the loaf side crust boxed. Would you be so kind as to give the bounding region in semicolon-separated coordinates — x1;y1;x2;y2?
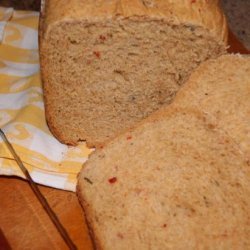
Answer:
41;0;228;44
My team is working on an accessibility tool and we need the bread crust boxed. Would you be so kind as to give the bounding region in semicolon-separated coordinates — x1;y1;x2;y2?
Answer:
76;183;104;250
39;0;75;145
41;0;228;44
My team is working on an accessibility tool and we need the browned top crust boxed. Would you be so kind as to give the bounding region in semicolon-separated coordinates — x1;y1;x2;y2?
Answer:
41;0;228;44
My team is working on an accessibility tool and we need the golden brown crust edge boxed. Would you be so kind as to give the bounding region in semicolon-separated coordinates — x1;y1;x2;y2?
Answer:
39;0;79;146
76;183;104;250
41;0;228;45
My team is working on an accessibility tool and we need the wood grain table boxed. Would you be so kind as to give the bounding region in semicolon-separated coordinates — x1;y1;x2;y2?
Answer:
0;31;249;250
0;176;93;250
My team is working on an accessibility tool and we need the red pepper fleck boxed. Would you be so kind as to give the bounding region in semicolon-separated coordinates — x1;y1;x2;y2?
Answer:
99;145;104;149
93;51;101;58
126;135;132;140
87;60;91;65
99;35;106;41
108;177;117;184
191;0;196;3
117;233;124;239
162;224;167;228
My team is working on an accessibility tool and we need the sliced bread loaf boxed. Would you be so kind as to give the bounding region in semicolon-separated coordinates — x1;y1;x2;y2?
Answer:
77;54;250;249
39;0;227;147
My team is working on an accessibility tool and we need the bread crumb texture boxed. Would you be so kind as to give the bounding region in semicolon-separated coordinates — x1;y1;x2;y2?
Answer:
40;0;227;147
78;55;250;250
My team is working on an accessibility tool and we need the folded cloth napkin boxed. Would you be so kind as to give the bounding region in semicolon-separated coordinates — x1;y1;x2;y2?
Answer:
0;7;93;192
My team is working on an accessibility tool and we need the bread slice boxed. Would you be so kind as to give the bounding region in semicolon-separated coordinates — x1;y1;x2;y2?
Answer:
39;0;227;147
77;55;250;249
173;54;250;163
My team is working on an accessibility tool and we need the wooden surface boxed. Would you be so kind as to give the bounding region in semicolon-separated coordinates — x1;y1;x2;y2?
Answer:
0;31;249;250
0;176;93;250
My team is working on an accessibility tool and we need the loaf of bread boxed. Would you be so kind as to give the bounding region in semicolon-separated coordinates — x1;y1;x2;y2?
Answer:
39;0;227;147
77;54;250;249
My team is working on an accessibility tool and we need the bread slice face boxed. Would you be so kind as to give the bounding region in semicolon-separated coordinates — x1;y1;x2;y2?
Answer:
77;55;250;249
39;0;227;147
174;54;250;162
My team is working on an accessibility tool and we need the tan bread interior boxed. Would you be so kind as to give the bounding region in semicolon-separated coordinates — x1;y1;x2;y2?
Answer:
44;19;225;146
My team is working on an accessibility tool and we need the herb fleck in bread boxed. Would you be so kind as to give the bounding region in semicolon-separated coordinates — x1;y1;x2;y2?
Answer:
77;55;250;249
39;0;227;147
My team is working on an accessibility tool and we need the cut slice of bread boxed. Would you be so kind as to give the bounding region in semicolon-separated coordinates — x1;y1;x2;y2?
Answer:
174;54;250;162
77;55;250;249
39;0;227;147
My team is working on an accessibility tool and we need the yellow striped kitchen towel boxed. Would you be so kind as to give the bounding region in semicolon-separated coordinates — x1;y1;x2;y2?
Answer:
0;7;93;191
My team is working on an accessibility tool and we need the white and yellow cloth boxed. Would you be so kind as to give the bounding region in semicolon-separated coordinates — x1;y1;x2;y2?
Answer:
0;7;93;191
